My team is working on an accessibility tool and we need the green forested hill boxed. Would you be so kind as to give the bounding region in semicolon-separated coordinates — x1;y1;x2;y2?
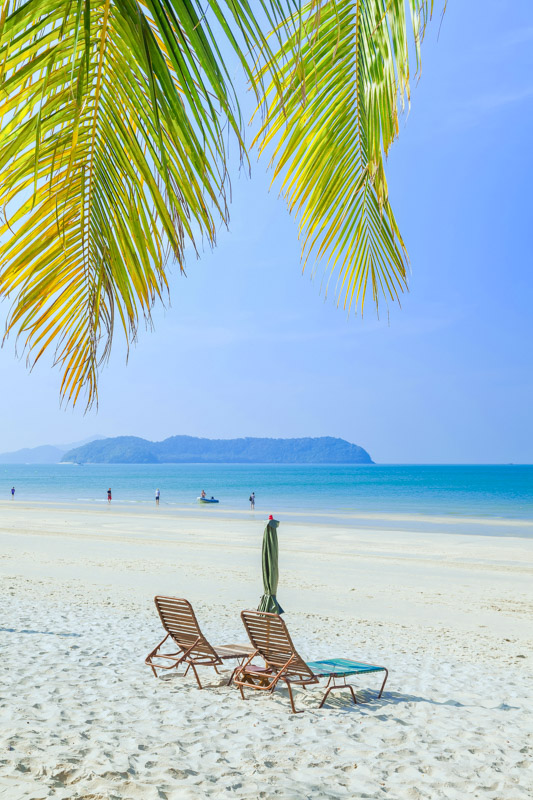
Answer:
62;436;373;464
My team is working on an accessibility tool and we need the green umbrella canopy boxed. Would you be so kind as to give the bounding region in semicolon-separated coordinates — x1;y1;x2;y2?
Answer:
258;518;284;615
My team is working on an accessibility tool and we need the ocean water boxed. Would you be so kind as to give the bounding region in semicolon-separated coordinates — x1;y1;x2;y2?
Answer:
1;464;532;535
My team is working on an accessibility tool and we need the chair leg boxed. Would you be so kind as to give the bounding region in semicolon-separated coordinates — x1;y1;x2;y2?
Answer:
285;681;304;714
227;664;241;686
318;686;332;709
378;669;388;698
319;683;357;709
189;663;203;689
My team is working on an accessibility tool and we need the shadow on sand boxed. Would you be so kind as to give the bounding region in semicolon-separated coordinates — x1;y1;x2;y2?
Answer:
0;627;81;638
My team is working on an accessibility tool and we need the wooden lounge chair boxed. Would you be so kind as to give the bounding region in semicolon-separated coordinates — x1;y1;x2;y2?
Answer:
145;596;255;689
234;610;388;713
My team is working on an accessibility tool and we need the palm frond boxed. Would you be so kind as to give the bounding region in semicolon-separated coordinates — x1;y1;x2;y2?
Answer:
0;0;305;407
0;0;435;406
0;0;232;405
253;0;432;314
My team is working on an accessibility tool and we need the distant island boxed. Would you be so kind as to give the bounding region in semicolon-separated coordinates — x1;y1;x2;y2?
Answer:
0;436;104;464
0;444;66;465
61;436;373;465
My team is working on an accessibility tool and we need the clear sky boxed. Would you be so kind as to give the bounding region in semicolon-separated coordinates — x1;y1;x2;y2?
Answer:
0;1;531;463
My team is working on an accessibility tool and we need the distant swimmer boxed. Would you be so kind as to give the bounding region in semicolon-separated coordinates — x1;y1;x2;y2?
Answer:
201;489;206;499
11;486;15;499
249;492;255;510
155;488;160;505
107;488;112;503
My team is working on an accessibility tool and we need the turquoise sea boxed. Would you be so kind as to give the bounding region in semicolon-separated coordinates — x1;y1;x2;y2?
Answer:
1;463;532;537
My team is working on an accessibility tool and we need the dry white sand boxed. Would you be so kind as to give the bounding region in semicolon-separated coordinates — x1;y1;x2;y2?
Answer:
1;501;532;799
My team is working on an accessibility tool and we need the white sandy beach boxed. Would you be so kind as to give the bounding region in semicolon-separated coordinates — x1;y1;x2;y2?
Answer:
1;501;532;799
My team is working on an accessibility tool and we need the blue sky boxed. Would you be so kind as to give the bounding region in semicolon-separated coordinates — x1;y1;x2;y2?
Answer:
0;1;531;463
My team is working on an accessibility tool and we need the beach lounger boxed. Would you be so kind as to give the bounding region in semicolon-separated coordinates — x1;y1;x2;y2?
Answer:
145;597;255;689
234;610;388;713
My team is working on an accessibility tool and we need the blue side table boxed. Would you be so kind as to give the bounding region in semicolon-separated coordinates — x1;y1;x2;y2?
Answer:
306;658;389;708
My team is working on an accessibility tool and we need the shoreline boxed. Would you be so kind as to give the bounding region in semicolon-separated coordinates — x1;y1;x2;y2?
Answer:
1;498;531;538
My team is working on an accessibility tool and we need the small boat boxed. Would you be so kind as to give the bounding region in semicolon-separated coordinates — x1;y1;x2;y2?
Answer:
197;496;219;504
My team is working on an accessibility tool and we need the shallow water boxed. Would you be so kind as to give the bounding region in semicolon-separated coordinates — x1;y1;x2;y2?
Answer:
1;463;531;535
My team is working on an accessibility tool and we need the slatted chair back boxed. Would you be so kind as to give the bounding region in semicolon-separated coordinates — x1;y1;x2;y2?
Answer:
240;610;315;680
154;596;219;662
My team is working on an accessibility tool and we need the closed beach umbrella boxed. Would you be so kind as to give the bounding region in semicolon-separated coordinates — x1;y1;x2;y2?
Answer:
258;516;284;614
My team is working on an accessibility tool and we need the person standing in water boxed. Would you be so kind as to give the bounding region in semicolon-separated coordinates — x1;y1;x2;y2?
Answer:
201;489;206;499
249;492;255;510
11;486;15;499
107;488;112;503
155;488;160;505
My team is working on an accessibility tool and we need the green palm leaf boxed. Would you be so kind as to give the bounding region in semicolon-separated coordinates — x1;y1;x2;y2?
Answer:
253;0;432;313
0;0;434;405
